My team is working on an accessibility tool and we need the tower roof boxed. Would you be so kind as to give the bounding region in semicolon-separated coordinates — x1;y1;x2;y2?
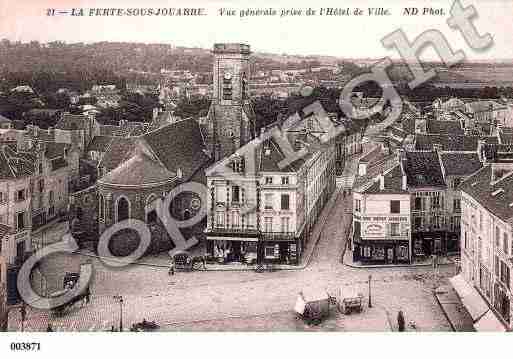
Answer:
213;43;251;55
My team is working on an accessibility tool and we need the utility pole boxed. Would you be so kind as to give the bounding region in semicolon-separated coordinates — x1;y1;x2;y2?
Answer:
113;295;123;331
368;274;372;308
20;303;26;332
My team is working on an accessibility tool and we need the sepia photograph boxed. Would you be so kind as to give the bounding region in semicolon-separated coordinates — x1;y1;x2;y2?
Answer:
0;0;512;357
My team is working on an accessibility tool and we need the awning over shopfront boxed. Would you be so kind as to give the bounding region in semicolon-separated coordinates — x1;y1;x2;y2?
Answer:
474;310;507;332
449;274;488;321
207;236;258;242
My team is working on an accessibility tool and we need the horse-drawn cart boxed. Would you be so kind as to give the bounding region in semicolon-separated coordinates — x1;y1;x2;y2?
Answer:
294;288;331;325
337;286;364;315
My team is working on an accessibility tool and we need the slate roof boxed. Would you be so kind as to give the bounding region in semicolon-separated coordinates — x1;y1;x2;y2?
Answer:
98;124;121;137
0;223;13;238
99;151;176;186
353;153;397;190
459;165;513;223
0;114;12;124
87;136;113;152
51;157;68;171
55;113;89;131
361;164;407;194
98;137;138;172
45;142;69;159
499;128;513;144
0;146;35;179
404;151;445;188
426;120;463;135
414;134;479;152
466;100;506;113
141;118;210;181
439;152;482;177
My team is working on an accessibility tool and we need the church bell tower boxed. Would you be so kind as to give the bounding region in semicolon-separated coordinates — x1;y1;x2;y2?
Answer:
207;43;255;162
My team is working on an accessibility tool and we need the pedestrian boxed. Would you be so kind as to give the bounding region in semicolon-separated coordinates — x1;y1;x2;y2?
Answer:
85;286;91;304
168;258;175;276
46;324;53;332
397;310;405;332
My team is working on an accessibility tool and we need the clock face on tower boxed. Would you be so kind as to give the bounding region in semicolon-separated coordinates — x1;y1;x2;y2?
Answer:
224;72;232;80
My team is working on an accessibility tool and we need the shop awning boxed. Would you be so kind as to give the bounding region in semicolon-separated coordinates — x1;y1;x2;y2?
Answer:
449;274;489;321
474;310;507;332
207;236;258;242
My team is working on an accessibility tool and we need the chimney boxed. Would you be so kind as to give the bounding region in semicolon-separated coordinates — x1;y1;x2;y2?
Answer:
379;173;385;191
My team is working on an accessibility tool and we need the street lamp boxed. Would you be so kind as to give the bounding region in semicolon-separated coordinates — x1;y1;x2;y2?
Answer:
113;295;123;332
368;274;372;308
20;302;27;332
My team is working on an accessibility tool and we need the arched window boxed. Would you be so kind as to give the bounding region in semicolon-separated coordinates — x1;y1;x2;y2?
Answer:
116;196;130;222
99;194;104;220
145;193;158;223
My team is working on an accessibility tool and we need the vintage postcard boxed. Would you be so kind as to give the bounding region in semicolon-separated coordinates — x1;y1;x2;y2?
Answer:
0;0;512;357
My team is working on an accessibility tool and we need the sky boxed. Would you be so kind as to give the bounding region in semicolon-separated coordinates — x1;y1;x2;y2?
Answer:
0;0;512;60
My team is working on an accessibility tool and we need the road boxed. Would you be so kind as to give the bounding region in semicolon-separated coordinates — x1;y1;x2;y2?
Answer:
9;149;453;332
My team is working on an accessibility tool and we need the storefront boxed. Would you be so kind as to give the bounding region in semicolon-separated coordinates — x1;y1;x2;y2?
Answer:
412;231;449;258
206;233;302;265
207;236;259;264
358;240;411;264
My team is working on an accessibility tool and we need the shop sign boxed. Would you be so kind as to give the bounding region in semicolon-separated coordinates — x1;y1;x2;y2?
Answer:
363;223;385;237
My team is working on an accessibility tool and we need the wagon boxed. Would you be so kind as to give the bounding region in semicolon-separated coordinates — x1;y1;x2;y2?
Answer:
337;286;364;315
172;251;205;272
294;288;330;325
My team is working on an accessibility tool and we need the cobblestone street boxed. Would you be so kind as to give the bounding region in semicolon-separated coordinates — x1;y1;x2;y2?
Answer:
9;151;453;332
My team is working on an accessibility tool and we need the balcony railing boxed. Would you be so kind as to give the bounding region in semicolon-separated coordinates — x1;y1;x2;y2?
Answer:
261;231;295;241
209;225;258;236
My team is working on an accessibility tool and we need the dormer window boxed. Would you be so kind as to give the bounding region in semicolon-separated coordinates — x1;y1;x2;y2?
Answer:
231;156;244;173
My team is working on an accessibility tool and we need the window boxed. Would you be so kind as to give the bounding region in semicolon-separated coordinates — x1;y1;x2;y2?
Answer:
390;223;400;236
264;217;273;232
355;199;361;212
0;192;4;203
222;75;232;100
16;212;25;230
38;163;42;174
281;177;289;185
281;217;290;233
495;256;500;277
496;226;501;248
504;233;509;255
38;179;44;192
281;194;290;210
479;211;483;231
16;189;25;201
501;261;510;289
432;195;440;209
264;194;274;210
49;191;54;204
99;195;104;220
216;210;225;227
265;246;276;258
453;177;461;189
414;217;422;230
414;197;422;211
390;200;400;214
232;186;240;203
453;199;461;212
232;212;240;228
265;177;273;185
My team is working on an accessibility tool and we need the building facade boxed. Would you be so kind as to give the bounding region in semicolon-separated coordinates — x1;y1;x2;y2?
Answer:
205;122;336;265
459;148;513;330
